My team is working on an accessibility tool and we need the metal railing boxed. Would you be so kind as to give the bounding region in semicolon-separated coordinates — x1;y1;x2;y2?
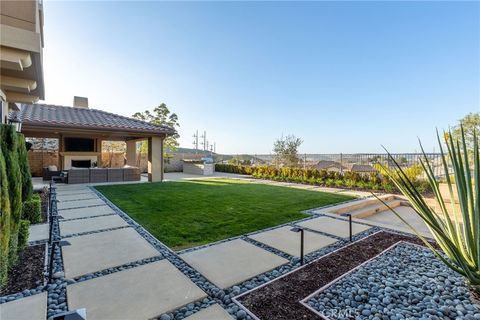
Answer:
214;152;447;179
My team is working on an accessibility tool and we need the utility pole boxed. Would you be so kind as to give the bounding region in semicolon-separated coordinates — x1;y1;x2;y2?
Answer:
200;131;207;151
192;130;199;154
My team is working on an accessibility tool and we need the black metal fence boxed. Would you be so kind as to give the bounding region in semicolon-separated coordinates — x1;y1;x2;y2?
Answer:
214;153;446;179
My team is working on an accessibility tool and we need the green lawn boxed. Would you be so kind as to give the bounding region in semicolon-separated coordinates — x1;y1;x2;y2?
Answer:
95;179;354;250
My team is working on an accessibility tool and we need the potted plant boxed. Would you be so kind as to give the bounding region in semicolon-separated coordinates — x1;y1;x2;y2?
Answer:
379;127;480;302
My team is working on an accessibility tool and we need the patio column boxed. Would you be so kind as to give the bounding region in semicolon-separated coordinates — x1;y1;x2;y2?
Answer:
96;138;103;167
148;136;164;182
126;140;137;166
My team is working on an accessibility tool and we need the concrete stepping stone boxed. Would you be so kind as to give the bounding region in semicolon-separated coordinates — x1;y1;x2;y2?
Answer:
249;226;337;257
60;205;115;220
184;304;233;320
297;216;370;238
67;260;207;320
60;215;128;236
57;193;98;201
58;198;105;210
55;189;93;196
62;227;159;278
180;239;288;289
28;223;49;242
0;292;47;320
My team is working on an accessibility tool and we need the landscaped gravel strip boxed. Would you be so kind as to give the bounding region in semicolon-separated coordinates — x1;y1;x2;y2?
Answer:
306;243;480;319
236;231;431;320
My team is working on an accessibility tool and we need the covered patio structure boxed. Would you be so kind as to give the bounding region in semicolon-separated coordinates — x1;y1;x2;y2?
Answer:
10;102;175;182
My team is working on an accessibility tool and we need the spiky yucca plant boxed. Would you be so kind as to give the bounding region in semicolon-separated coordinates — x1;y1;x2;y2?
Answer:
379;127;480;296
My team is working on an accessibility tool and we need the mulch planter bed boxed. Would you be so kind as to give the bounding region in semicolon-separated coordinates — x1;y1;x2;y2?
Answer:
0;245;45;296
236;231;434;320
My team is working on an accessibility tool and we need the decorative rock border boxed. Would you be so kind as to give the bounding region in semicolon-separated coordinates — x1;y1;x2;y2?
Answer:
305;242;480;319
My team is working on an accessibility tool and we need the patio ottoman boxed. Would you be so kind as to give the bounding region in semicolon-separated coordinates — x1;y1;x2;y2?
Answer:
68;168;90;184
123;167;140;181
107;168;123;182
90;168;108;183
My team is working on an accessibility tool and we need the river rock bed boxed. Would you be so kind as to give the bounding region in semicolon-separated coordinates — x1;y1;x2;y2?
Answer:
307;243;480;319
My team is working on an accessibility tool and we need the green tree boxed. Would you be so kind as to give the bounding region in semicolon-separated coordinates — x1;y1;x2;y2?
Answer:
132;103;180;158
452;112;480;149
273;134;303;167
17;134;32;201
0;141;11;288
1;125;22;266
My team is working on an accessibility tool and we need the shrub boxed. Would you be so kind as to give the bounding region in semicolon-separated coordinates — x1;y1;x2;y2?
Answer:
17;134;32;202
0;143;11;289
381;128;480;296
22;194;42;224
17;220;30;252
1;125;22;268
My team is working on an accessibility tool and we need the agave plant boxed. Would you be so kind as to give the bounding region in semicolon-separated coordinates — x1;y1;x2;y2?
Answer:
378;127;480;297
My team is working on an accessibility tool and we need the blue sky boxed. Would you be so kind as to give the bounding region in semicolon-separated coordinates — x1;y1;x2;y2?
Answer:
42;1;479;154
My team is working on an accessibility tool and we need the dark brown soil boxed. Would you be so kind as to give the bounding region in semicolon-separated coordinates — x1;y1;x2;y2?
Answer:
0;245;45;296
238;231;429;320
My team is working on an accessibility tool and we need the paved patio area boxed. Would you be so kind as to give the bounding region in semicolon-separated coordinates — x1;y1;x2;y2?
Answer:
60;205;115;220
58;198;105;210
249;226;338;257
297;216;371;238
60;214;128;236
62;228;160;279
67;260;207;320
180;239;289;289
0;292;47;320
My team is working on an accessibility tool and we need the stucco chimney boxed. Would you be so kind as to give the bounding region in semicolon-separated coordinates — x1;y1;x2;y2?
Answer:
73;96;88;109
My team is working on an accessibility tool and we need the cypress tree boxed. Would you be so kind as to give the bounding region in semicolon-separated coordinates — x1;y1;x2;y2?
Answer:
0;125;22;265
17;134;32;202
0;139;11;288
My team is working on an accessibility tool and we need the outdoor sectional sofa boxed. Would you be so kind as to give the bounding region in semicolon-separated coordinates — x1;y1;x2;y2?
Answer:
68;167;141;184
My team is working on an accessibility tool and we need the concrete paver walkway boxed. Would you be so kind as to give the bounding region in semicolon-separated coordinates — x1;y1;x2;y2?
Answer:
184;304;233;320
57;193;98;201
60;214;128;236
0;292;47;320
67;260;207;320
58;198;105;210
28;223;49;242
62;227;159;278
298;216;371;238
249;226;337;257
60;205;115;220
180;239;288;289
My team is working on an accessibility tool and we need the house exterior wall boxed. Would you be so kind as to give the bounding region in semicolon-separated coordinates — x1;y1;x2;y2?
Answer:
0;0;45;103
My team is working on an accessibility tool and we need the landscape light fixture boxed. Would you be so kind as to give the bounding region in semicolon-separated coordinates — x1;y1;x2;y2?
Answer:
8;115;22;132
291;226;305;265
341;213;353;241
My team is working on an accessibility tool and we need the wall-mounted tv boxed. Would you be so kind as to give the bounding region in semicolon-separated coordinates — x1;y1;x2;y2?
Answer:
64;138;95;152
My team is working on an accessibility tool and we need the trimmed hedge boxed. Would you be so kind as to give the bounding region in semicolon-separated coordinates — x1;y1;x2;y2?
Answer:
22;194;42;224
215;164;431;193
17;220;30;253
0;125;34;289
0;142;11;288
17;134;33;202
